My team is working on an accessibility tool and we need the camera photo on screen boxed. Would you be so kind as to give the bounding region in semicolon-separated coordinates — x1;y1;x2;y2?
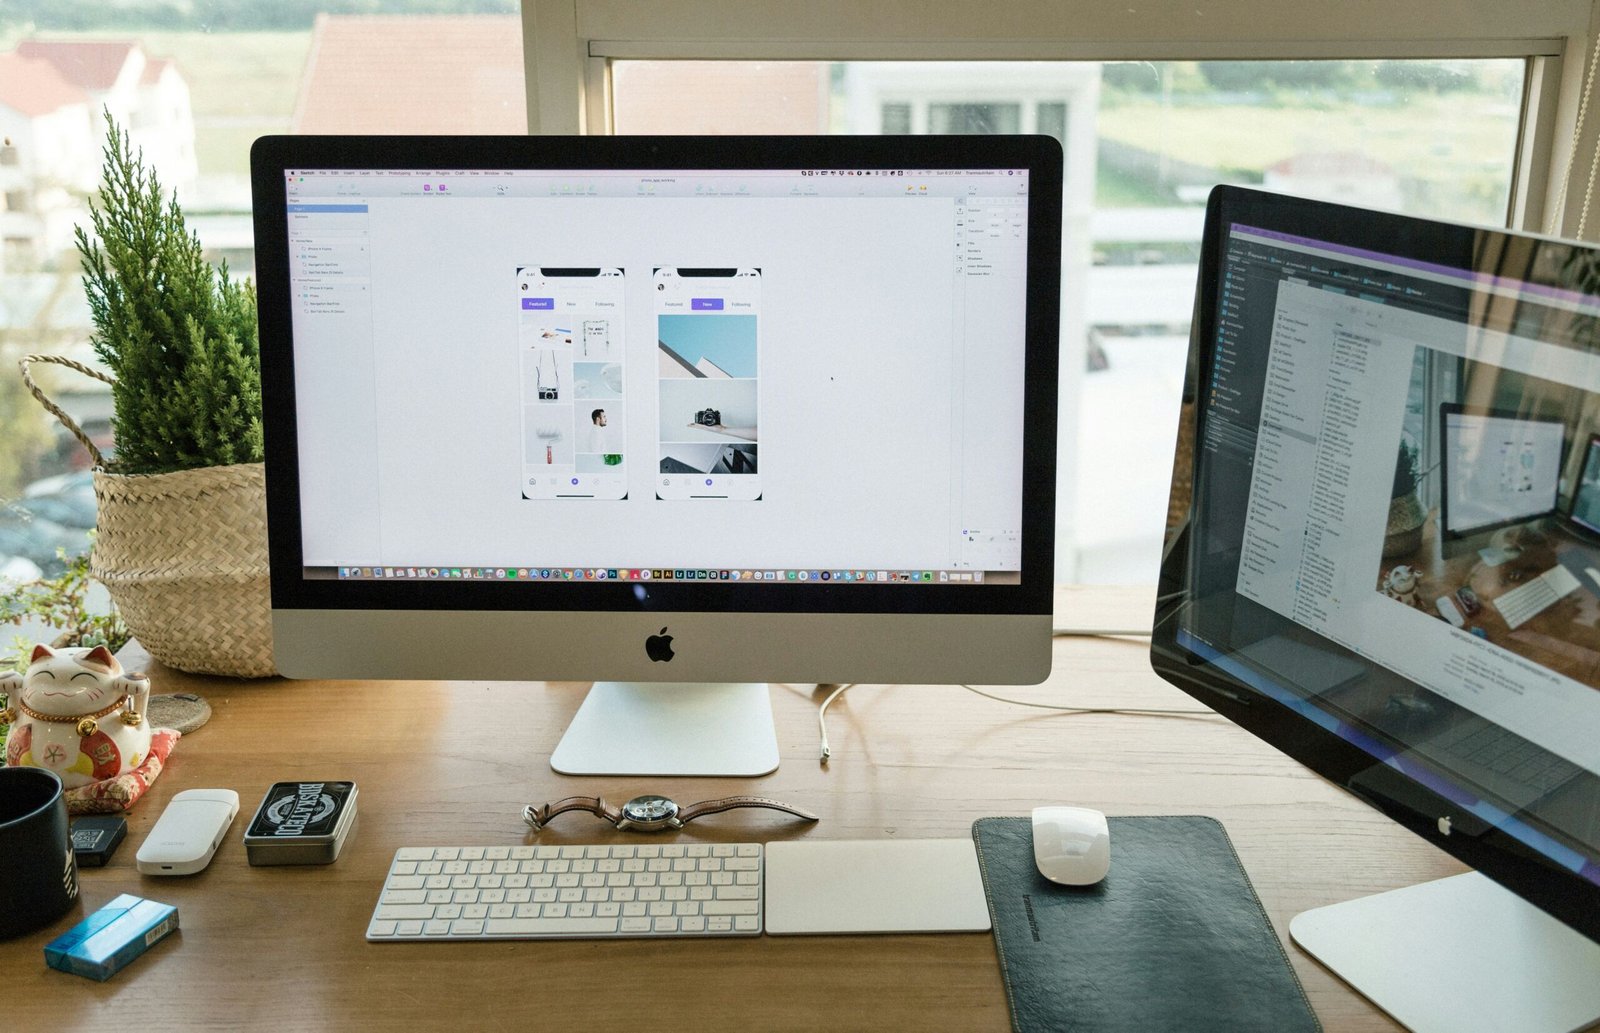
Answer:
524;346;570;403
659;380;757;444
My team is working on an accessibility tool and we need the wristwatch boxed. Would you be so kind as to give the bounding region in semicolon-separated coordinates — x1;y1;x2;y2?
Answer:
522;794;818;833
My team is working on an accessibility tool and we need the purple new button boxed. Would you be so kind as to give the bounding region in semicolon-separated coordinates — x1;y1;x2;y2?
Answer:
691;298;724;311
522;298;554;310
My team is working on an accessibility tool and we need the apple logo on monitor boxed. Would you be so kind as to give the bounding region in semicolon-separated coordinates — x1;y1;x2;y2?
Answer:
645;627;674;663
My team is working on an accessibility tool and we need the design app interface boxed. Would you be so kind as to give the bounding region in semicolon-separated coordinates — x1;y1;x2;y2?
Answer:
655;268;761;501
283;168;1031;581
520;268;628;500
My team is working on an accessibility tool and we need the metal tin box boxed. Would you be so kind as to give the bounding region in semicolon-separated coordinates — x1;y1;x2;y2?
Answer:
243;781;358;865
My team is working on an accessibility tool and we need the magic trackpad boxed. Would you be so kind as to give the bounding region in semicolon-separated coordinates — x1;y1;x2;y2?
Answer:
764;839;991;935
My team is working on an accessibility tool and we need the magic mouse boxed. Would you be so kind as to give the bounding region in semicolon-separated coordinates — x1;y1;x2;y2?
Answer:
1032;805;1110;885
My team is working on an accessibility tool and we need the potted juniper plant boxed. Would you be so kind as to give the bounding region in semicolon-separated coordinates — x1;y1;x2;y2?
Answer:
20;115;273;676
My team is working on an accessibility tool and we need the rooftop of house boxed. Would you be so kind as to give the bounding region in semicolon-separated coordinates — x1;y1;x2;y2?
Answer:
292;14;527;134
16;39;141;92
141;57;176;86
0;52;89;118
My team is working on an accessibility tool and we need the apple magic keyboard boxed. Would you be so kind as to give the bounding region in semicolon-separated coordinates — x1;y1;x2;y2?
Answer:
366;842;762;940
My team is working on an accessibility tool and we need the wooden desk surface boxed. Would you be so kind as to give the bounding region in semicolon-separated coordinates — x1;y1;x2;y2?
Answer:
0;587;1462;1031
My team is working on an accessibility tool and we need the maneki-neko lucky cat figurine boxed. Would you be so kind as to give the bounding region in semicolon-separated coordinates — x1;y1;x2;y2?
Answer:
1;644;151;789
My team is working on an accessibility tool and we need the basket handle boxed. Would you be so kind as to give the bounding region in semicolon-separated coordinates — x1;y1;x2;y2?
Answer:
19;354;114;469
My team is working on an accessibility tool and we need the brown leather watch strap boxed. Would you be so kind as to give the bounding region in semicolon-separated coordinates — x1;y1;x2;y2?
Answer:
522;796;622;830
677;796;819;824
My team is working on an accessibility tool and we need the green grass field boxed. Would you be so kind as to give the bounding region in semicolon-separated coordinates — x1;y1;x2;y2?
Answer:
1096;93;1522;222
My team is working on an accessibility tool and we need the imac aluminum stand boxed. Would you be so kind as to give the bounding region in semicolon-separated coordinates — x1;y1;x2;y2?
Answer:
549;682;780;777
1290;872;1600;1033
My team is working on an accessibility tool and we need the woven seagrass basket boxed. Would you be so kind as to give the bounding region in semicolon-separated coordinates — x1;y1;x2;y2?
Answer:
21;355;276;678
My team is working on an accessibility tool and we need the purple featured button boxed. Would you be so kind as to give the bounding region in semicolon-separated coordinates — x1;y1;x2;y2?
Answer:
522;298;555;310
691;298;724;311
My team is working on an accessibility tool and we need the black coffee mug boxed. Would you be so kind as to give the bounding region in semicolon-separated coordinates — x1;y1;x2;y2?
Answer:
0;766;80;939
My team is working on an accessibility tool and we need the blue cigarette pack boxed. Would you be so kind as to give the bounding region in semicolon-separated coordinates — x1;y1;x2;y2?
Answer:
44;894;179;981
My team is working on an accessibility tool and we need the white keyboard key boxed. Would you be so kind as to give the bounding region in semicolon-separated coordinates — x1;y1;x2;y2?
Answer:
487;917;620;936
382;889;427;905
702;900;759;916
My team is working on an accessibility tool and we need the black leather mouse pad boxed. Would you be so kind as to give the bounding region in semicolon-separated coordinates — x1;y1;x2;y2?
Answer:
971;815;1321;1033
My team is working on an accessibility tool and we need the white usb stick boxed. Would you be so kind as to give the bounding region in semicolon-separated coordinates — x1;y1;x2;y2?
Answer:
136;789;240;875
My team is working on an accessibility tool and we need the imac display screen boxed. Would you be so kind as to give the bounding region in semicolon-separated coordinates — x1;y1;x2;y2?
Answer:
1153;185;1600;942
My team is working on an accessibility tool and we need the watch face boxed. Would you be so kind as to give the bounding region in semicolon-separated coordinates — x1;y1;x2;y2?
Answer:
621;795;679;824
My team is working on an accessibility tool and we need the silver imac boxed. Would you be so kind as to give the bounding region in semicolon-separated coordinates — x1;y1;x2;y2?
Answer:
251;135;1061;776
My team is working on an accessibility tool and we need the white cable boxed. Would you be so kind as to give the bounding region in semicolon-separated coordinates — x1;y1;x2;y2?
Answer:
1052;627;1151;638
958;682;1213;717
816;682;853;764
812;669;1213;765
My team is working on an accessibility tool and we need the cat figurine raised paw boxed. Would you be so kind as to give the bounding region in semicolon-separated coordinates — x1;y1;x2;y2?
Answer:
1;644;152;789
